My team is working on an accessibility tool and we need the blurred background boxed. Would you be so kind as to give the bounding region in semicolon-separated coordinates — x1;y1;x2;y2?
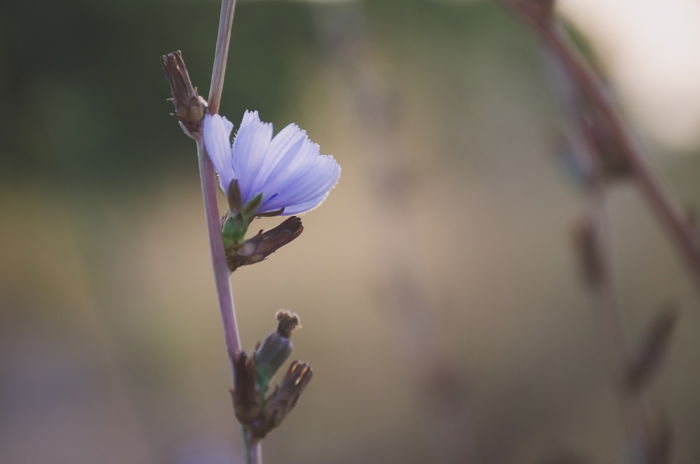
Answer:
2;0;700;462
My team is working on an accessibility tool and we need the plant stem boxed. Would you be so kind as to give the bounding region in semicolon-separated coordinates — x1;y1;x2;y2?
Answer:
208;0;237;115
243;428;262;464
204;0;240;368
202;1;263;461
500;0;700;290
196;140;241;370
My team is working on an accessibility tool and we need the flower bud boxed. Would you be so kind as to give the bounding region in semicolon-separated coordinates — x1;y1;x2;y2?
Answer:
249;360;313;439
226;217;303;272
161;51;207;138
231;351;261;425
254;311;300;396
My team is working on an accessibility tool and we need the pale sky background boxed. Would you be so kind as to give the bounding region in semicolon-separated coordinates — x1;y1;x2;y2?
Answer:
559;0;700;151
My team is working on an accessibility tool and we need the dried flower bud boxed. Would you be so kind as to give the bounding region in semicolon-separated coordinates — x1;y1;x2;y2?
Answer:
254;311;301;396
249;360;313;439
226;217;303;272
231;351;262;425
275;310;300;338
229;313;312;439
161;51;208;138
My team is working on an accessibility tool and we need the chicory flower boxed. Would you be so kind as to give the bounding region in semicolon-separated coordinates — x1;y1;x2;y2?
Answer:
203;111;341;216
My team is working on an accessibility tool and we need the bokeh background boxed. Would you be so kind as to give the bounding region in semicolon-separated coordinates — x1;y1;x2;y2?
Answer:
2;0;700;462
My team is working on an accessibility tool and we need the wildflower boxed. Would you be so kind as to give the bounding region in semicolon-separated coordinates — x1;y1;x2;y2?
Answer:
203;111;341;217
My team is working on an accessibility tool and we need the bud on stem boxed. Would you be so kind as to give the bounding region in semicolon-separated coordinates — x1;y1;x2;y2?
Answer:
230;311;311;440
160;51;208;138
254;311;300;397
226;217;304;272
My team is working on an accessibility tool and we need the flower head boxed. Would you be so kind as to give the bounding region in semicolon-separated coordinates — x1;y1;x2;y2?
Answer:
203;111;341;216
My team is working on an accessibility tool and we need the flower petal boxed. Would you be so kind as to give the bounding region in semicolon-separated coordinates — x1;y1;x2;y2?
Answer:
255;137;319;204
282;191;333;215
210;110;341;216
203;114;236;191
231;111;273;204
248;123;308;196
260;154;341;214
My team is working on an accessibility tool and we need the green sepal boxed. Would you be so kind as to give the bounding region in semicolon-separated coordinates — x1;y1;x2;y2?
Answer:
227;179;242;214
242;193;263;217
221;193;265;250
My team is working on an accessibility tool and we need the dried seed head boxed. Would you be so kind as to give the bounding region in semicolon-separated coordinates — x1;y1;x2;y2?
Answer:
249;360;313;439
276;310;300;338
229;313;312;439
231;351;262;425
161;51;207;138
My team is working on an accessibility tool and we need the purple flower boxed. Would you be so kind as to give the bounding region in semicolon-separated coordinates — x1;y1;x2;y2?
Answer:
203;111;341;215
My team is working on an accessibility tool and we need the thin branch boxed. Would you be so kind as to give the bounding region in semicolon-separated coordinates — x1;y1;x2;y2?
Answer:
196;140;242;367
165;1;260;462
500;0;700;289
538;9;671;459
205;2;264;461
208;0;238;114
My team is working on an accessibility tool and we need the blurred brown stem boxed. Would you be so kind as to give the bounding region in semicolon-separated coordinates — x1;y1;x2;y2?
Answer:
530;3;671;458
500;0;700;291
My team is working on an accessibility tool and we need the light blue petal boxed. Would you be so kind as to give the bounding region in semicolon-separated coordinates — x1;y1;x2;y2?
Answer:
282;191;333;215
260;154;341;214
256;137;318;203
248;123;308;196
203;114;236;191
231;111;273;204
213;110;342;215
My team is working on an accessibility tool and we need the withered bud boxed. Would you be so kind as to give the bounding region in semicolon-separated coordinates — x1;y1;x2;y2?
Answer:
276;310;300;338
231;351;261;425
161;51;208;138
571;216;603;288
226;216;303;272
624;304;678;394
254;311;301;396
249;360;313;439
